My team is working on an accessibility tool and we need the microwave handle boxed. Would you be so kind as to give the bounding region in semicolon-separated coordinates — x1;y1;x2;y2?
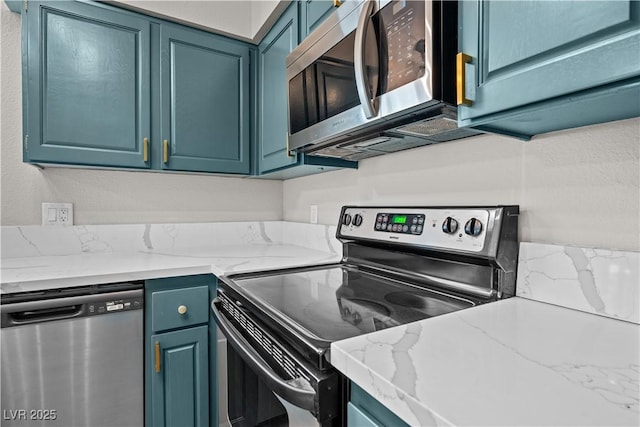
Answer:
354;0;377;119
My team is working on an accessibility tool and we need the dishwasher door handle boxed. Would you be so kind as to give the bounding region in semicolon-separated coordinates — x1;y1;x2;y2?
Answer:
7;304;83;325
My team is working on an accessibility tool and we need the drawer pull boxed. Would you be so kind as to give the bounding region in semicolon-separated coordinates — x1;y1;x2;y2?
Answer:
178;305;188;315
155;342;161;373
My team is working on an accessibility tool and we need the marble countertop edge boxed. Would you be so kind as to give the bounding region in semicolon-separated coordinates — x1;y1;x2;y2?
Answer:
332;341;453;427
0;244;342;292
331;297;640;427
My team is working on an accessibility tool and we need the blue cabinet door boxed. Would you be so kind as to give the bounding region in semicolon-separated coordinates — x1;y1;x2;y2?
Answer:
300;0;338;39
24;1;151;168
145;274;217;427
150;325;209;427
257;4;299;173
255;2;357;177
458;1;640;126
160;24;250;174
349;383;409;427
348;403;381;427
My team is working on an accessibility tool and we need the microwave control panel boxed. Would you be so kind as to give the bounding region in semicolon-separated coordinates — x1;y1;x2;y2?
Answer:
379;0;426;92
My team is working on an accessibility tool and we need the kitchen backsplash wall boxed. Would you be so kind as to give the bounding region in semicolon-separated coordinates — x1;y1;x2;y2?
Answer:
0;3;283;226
283;117;640;252
1;221;341;259
517;242;639;324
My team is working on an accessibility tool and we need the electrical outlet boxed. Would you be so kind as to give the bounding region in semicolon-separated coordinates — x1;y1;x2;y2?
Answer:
42;203;73;226
310;205;318;224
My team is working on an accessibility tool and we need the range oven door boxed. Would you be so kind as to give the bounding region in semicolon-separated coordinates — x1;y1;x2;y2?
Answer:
212;294;344;427
286;0;434;152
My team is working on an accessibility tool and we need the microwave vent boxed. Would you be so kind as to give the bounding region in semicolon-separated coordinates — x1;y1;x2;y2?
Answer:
395;117;458;137
308;145;382;161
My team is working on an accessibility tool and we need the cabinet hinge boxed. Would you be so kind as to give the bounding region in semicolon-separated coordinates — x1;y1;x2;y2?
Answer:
23;0;27;12
24;135;29;153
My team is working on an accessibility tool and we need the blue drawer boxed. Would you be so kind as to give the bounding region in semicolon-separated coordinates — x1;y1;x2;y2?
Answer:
151;286;209;332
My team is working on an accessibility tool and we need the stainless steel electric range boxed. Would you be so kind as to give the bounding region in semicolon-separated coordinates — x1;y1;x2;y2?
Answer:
212;205;519;427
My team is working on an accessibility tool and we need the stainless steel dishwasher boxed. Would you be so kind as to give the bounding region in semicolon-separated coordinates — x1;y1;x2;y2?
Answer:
1;282;144;427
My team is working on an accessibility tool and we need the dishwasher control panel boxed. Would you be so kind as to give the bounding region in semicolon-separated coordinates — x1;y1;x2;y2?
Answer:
89;296;143;315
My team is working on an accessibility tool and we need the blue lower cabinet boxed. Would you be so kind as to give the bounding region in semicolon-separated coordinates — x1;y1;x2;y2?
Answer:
145;274;217;427
348;403;381;427
150;326;209;427
348;383;409;427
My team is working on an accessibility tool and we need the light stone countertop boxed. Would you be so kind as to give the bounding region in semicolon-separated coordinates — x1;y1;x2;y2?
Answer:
331;297;640;427
0;244;341;293
3;226;637;427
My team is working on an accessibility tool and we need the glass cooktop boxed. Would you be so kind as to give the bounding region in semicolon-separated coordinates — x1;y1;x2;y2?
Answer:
228;265;475;343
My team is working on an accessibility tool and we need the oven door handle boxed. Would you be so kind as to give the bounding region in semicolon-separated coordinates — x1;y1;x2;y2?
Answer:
211;298;317;412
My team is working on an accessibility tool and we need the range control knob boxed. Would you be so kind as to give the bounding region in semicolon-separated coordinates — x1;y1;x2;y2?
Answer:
441;217;458;234
353;214;363;226
464;218;483;236
343;213;352;226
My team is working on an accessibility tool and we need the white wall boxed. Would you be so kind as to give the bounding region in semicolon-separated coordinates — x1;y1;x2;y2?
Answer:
283;118;640;251
0;3;283;225
114;0;282;42
2;1;639;251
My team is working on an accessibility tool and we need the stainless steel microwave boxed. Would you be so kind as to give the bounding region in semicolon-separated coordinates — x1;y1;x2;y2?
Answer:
286;0;480;161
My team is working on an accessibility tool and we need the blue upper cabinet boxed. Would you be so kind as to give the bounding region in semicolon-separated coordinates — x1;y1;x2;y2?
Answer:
255;1;356;178
20;1;250;174
257;4;299;174
160;24;250;174
23;1;151;168
300;0;339;39
458;0;640;138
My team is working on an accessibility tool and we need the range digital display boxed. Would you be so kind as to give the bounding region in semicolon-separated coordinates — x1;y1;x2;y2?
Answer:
375;212;425;235
392;215;407;224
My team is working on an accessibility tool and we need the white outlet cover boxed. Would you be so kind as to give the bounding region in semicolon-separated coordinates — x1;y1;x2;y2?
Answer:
42;203;73;226
310;205;318;224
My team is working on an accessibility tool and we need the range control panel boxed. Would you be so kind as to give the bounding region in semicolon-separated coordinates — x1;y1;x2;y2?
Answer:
374;213;425;234
338;207;498;253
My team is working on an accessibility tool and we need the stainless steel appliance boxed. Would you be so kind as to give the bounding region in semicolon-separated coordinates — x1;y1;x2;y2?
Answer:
286;0;481;161
212;205;519;426
1;282;144;427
